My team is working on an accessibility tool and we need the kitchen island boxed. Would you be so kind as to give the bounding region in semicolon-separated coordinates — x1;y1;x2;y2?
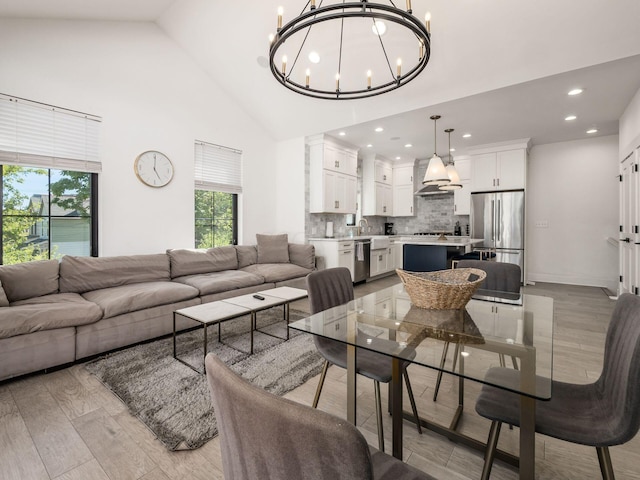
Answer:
393;235;484;272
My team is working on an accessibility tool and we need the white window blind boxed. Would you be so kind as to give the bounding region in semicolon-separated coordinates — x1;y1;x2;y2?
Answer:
194;140;242;194
0;94;101;173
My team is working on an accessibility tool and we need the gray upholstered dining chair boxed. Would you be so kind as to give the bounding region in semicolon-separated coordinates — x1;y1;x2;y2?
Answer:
306;267;422;452
432;260;522;401
475;293;640;480
205;353;436;480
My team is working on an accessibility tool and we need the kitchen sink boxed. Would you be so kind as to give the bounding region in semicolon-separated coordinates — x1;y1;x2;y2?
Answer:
370;235;390;250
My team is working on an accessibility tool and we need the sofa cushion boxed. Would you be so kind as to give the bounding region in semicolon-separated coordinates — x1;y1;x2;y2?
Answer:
173;270;265;296
60;254;170;293
167;246;238;278
240;263;313;283
236;245;257;268
82;281;198;319
0;280;9;307
256;234;289;264
0;260;59;302
0;293;103;338
288;243;315;270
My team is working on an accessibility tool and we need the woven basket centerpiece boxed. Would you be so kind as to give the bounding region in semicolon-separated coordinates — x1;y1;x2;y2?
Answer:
396;268;487;310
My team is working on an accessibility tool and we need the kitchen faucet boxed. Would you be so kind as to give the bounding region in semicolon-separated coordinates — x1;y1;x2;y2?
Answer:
357;218;369;236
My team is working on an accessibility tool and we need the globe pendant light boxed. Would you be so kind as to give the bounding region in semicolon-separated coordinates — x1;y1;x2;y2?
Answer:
440;128;462;191
423;115;450;186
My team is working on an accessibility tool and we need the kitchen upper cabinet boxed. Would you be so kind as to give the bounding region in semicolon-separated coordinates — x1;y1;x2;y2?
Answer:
363;155;393;216
470;144;528;192
453;157;471;215
308;134;358;214
392;162;416;217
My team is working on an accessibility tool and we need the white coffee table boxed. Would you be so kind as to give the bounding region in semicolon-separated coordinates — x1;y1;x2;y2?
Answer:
173;287;307;373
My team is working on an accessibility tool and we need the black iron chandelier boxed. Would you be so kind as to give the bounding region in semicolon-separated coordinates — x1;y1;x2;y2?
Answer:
269;1;431;100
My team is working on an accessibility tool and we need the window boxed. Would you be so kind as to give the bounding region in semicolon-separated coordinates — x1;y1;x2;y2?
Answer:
194;141;242;248
0;94;101;264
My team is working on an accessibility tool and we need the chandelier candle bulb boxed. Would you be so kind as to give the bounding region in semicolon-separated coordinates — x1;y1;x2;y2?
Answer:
268;33;275;44
305;69;310;88
425;12;431;33
281;55;287;75
406;0;412;12
367;70;372;89
277;6;283;30
311;0;316;9
397;58;402;78
335;73;340;91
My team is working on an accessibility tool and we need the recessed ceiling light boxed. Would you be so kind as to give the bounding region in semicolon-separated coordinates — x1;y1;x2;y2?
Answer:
338;131;346;136
372;20;386;36
395;156;401;160
308;51;320;64
404;143;412;148
366;144;373;148
568;88;583;96
565;115;577;121
449;148;455;152
586;128;598;134
375;127;384;132
462;133;471;138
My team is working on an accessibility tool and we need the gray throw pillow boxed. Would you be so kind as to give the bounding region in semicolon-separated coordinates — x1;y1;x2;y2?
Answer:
256;234;290;264
236;245;258;268
288;243;315;269
0;279;9;306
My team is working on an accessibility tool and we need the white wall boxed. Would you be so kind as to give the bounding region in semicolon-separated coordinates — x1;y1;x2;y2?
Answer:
620;86;640;157
274;137;306;243
527;135;619;290
0;18;282;255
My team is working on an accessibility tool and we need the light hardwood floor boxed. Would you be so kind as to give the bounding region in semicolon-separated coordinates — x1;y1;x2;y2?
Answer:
1;279;639;480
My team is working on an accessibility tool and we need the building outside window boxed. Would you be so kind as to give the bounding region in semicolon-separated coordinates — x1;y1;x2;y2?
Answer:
194;140;242;248
0;94;101;264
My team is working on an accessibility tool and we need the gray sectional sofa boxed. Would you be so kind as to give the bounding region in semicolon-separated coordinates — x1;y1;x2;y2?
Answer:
0;235;315;382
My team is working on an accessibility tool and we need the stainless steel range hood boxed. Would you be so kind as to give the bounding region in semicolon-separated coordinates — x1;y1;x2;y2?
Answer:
414;184;453;196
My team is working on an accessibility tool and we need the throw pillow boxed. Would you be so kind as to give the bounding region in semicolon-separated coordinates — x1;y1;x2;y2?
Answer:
288;243;315;270
256;233;290;264
236;245;258;268
0;279;9;307
0;259;59;302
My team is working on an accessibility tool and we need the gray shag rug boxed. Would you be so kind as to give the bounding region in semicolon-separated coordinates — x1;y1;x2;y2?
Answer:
84;308;323;451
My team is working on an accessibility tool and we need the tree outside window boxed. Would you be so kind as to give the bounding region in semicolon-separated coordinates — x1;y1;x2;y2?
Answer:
194;190;237;248
1;165;95;265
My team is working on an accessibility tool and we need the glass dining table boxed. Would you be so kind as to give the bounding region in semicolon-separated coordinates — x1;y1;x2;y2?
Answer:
288;282;554;480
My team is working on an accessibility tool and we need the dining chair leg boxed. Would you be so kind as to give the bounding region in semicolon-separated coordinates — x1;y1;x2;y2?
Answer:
480;421;502;480
403;368;422;434
312;361;330;408
596;446;615;480
433;341;450;401
511;356;519;370
374;380;385;452
499;353;506;367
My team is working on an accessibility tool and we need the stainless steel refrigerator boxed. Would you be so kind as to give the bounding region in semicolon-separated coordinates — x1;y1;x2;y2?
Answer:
470;190;525;280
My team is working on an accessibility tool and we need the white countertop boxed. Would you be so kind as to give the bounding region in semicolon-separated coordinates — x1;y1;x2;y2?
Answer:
309;235;484;247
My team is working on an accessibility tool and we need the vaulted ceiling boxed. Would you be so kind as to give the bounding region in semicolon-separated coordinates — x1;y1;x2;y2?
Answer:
2;0;640;159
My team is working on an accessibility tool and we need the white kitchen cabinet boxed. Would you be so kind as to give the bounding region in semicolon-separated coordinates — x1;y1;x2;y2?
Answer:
452;157;471;215
309;240;355;280
470;146;527;192
308;134;358;214
392;162;416;217
370;246;394;277
363;155;393;216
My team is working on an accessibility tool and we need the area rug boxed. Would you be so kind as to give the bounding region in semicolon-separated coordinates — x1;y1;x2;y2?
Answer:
84;308;323;451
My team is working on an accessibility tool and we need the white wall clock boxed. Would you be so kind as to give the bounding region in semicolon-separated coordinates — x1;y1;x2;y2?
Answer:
134;150;174;188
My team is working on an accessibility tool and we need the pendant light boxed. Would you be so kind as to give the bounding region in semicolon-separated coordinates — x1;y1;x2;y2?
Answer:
440;128;462;191
423;115;450;186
